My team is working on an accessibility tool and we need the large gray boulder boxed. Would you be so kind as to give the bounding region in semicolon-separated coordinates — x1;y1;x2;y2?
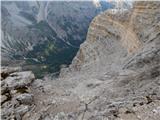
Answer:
4;71;35;90
16;93;34;105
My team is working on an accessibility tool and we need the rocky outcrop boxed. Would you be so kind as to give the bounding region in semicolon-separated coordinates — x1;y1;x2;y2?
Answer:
67;1;160;75
1;67;35;120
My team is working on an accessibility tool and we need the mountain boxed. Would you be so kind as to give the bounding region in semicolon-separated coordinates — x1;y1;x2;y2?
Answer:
1;1;160;120
1;1;113;78
61;1;160;76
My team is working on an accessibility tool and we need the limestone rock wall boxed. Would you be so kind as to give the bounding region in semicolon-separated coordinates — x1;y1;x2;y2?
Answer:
67;1;160;75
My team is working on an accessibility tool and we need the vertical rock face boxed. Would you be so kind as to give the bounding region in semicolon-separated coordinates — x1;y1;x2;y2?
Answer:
68;1;160;75
56;2;160;120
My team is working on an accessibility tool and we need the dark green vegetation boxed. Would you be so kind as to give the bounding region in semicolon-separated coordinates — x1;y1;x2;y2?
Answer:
25;21;82;78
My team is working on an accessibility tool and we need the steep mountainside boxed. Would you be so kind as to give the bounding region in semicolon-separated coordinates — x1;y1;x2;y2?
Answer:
1;1;112;78
1;1;160;120
63;1;160;76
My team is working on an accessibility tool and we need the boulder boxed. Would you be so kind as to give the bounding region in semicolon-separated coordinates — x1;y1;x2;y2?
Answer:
15;105;30;116
1;67;21;80
1;80;9;94
1;67;35;120
4;71;35;90
1;95;8;104
16;93;34;105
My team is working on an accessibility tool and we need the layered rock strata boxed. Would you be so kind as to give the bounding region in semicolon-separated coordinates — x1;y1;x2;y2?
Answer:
66;1;160;76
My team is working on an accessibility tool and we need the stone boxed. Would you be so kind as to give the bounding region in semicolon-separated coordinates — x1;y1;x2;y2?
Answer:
1;95;8;104
4;71;35;90
1;80;9;94
1;108;13;120
15;105;29;116
16;93;34;105
54;112;67;120
1;67;21;80
152;106;160;114
1;67;35;120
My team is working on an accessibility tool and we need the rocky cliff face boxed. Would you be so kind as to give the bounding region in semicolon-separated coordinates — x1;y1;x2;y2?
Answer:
57;2;160;120
67;1;160;75
1;1;160;120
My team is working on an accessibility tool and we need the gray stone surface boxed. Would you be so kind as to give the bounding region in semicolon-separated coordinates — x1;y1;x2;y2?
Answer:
16;93;34;105
4;71;35;90
1;67;35;120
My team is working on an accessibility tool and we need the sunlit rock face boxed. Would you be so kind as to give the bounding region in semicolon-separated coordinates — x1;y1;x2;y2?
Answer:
57;2;160;119
1;1;112;78
66;1;160;76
